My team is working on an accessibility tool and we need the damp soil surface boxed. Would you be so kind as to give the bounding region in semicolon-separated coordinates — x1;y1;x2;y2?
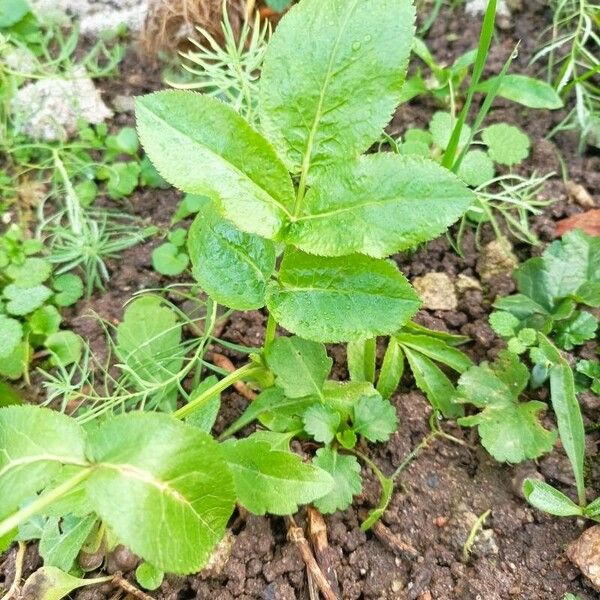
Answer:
2;2;600;599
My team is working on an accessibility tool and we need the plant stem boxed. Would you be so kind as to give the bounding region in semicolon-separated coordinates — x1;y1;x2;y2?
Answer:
264;314;277;348
173;362;262;420
0;468;93;538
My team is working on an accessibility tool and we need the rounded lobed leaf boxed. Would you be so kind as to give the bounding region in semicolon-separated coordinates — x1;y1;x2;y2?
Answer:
482;123;530;167
287;154;474;257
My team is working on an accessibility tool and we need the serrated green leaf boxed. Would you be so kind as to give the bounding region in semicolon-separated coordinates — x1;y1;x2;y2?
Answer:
489;310;520;338
455;352;556;463
321;380;380;418
187;198;276;310
430;111;471;150
287;154;473;257
0;406;87;514
458;150;495;187
221;438;333;515
312;448;362;514
136;91;294;239
265;335;332;398
39;514;96;572
266;250;421;343
151;243;189;276
376;337;404;399
0;314;22;358
523;479;582;517
4;284;52;316
347;337;376;383
482;123;530;167
478;75;563;110
302;404;340;444
554;311;598;350
7;257;51;286
52;274;83;307
403;347;462;418
259;0;415;182
353;394;397;442
86;413;235;573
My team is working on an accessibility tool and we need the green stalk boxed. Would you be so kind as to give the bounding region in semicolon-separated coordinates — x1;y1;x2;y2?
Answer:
173;362;262;420
0;468;93;538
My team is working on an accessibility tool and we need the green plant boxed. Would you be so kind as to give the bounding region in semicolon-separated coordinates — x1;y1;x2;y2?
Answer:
490;230;599;351
0;224;83;382
532;0;600;150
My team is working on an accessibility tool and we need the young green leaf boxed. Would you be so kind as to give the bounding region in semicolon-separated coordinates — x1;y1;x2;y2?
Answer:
4;284;52;315
259;0;415;182
481;123;530;167
554;311;598;350
0;406;87;514
312;448;362;514
302;404;341;444
52;274;84;307
455;352;557;463
39;515;96;572
457;150;495;187
489;310;520;337
430;111;472;150
376;337;405;400
151;243;189;276
187;198;276;310
19;567;111;600
265;335;332;398
523;479;583;517
0;314;22;358
352;395;397;442
86;413;236;573
220;438;333;515
396;332;473;373
184;376;221;433
286;154;474;257
477;74;563;110
347;337;377;383
266;250;421;343
7;257;51;286
136;91;294;239
44;331;83;367
136;562;164;591
28;305;61;337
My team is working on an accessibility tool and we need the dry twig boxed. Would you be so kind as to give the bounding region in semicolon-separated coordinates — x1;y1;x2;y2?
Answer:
0;542;26;600
307;508;341;598
370;520;419;560
211;353;258;400
112;572;154;600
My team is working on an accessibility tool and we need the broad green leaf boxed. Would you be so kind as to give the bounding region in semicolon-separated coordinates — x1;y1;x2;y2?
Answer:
0;341;27;380
4;284;52;315
347;337;376;383
0;406;86;514
430;111;471;150
302;404;341;444
7;257;51;286
184;376;221;433
403;347;462;418
0;0;30;27
0;314;22;358
396;332;473;373
45;331;83;367
220;438;333;515
259;0;415;182
266;250;421;343
151;243;189;276
513;258;557;313
136;91;294;239
19;567;111;600
353;395;397;442
312;448;362;514
248;430;298;451
455;352;556;463
0;381;23;407
523;479;582;517
29;305;61;336
265;335;332;398
377;337;404;399
287;154;473;257
116;296;184;395
477;75;563;110
86;413;235;574
482;123;530;167
39;514;96;572
321;380;381;418
136;562;164;591
188;198;276;310
458;150;495;187
52;274;83;307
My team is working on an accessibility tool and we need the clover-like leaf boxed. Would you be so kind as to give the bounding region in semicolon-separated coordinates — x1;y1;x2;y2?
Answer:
259;0;415;182
220;438;333;515
482;123;530;167
312;448;362;514
455;352;556;463
188;198;276;310
266;250;421;343
302;404;341;444
29;305;62;336
4;284;52;316
286;154;473;258
7;257;51;286
53;274;83;307
458;150;495;187
151;243;189;276
136;91;294;239
265;335;332;398
352;394;397;442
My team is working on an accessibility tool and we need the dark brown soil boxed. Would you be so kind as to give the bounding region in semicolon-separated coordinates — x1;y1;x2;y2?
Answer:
2;2;600;599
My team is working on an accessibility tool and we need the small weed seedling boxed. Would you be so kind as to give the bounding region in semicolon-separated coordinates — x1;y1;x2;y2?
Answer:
0;225;83;382
490;229;600;351
0;0;477;581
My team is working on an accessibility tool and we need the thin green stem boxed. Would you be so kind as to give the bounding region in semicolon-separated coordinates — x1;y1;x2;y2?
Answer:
0;468;93;538
264;314;277;348
173;362;262;420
